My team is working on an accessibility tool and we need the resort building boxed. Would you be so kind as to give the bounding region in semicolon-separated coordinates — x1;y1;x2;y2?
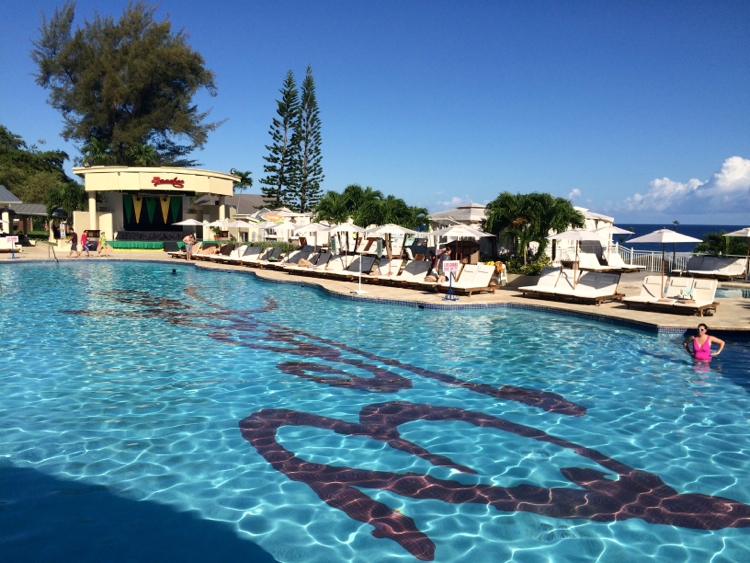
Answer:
71;165;240;242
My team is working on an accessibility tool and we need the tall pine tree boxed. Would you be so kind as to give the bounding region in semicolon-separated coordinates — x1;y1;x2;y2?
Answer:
260;71;299;209
289;65;324;213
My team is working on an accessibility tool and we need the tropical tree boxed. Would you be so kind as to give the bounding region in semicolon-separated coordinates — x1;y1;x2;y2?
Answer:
260;71;299;209
289;65;324;213
485;191;584;265
314;190;349;224
45;181;88;224
125;143;160;166
340;184;383;226
0;124;73;203
694;231;747;256
31;2;222;165
405;205;431;231
80;138;117;166
232;170;253;194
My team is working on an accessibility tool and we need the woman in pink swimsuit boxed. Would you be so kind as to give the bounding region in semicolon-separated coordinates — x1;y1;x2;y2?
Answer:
683;323;725;360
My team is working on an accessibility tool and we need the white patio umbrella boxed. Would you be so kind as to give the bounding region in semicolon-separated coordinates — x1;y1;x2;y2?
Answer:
724;227;750;279
426;225;496;238
293;222;330;250
364;224;418;275
546;228;601;287
326;224;368;293
627;228;703;296
173;219;206;226
593;225;634;261
260;221;294;244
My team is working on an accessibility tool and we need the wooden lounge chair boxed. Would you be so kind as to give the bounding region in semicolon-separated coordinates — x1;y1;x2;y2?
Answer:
605;252;646;272
288;251;331;275
518;267;562;297
393;260;431;288
360;257;403;283
690;257;747;280
326;255;376;281
238;246;264;266
554;272;623;305
254;247;283;268
672;279;719;316
578;252;614;271
311;254;351;278
623;276;667;310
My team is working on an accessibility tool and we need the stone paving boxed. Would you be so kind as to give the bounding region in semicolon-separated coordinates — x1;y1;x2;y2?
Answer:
5;244;749;333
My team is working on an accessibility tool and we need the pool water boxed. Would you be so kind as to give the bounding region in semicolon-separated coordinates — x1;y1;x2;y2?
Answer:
1;262;750;563
716;286;750;299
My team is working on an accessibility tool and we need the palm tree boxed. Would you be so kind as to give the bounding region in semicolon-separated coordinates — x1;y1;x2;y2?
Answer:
694;231;747;256
80;137;116;166
125;143;160;166
314;190;349;224
232;170;253;194
405;205;431;231
45;181;88;224
485;191;584;265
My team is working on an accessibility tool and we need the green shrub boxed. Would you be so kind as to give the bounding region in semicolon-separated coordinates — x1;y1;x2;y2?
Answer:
504;252;551;275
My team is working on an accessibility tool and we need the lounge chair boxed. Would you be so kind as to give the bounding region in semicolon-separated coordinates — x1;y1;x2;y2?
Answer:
272;247;313;270
281;251;320;271
360;257;404;283
578;252;614;271
238;246;264;266
690;256;748;280
672;279;719;316
605;252;646;272
211;244;254;264
439;264;498;297
623;276;668;309
288;251;331;275
254;247;283;268
554;272;623;305
326;255;376;281
312;254;351;277
392;260;430;288
518;267;562;296
673;255;703;276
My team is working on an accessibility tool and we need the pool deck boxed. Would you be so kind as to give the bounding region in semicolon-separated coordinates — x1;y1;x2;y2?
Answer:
7;245;750;334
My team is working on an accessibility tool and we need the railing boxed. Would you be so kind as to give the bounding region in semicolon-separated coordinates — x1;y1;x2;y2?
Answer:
48;243;59;265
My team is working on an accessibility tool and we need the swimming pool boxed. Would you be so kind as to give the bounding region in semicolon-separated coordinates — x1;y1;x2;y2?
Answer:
2;262;749;563
716;286;750;299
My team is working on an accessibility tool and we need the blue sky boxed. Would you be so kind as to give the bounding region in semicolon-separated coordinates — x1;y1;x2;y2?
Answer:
1;1;749;223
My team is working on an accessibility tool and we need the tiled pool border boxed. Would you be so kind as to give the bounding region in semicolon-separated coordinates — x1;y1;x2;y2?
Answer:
4;258;747;337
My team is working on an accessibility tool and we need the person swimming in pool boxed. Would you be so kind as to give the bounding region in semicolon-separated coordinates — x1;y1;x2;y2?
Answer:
683;323;725;361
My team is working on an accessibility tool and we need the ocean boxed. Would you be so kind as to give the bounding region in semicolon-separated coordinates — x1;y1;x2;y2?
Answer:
613;223;747;253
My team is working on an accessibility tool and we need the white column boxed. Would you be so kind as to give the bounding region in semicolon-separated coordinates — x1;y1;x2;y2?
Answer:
88;191;98;230
219;196;226;221
202;213;211;241
1;211;10;234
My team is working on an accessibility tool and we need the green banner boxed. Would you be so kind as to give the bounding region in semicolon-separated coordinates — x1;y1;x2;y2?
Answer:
145;197;156;224
170;196;181;223
123;194;132;223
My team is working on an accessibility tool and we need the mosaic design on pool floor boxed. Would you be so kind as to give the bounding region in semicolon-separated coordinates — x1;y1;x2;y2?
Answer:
62;286;750;561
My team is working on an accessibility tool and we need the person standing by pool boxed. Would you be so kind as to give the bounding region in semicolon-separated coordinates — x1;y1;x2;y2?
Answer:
79;231;91;258
183;233;195;261
67;227;78;258
684;323;725;360
97;231;112;258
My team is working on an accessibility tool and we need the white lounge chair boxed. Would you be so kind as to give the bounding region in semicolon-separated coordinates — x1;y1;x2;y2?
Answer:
238;246;264;265
361;257;404;283
623;275;668;309
672;279;719;316
605;252;646;272
518;267;562;296
288;251;331;274
554;272;622;305
441;264;497;297
326;255;376;280
578;252;614;271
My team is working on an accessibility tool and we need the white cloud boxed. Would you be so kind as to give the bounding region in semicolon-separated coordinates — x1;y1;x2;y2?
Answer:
617;156;750;215
431;196;472;212
568;188;581;200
